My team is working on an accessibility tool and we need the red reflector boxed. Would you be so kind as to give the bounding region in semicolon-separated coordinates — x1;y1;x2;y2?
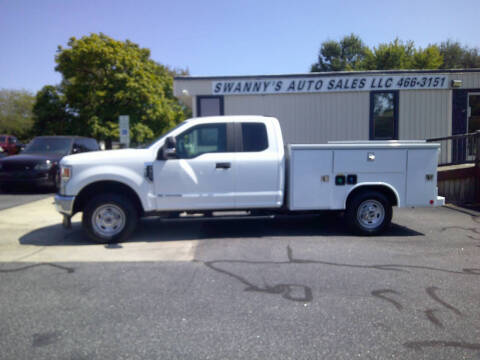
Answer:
429;200;434;205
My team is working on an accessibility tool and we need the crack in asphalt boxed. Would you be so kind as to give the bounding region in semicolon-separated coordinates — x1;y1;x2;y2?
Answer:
426;286;462;316
200;245;480;352
0;262;74;273
404;340;480;351
371;289;403;311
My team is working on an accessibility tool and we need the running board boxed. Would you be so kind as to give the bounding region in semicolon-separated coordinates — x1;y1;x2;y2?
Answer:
164;212;276;222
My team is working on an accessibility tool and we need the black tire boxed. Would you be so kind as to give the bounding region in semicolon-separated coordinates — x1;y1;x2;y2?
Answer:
82;193;138;243
345;191;392;236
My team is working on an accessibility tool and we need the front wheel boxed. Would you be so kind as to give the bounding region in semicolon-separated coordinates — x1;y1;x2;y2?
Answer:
82;193;138;243
345;191;392;236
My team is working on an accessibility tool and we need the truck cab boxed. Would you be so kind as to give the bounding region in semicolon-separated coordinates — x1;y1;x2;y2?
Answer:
153;116;284;211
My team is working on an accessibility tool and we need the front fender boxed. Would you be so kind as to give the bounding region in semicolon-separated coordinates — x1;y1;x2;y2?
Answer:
67;164;153;211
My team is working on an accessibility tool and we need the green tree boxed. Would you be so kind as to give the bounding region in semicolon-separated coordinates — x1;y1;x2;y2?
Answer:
439;40;464;69
412;45;443;69
363;39;416;70
0;89;35;140
53;33;187;147
311;34;370;72
32;85;72;136
462;48;480;68
310;36;469;72
439;40;480;69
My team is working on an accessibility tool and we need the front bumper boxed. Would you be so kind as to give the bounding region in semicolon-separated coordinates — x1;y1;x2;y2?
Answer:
54;194;75;216
0;171;55;187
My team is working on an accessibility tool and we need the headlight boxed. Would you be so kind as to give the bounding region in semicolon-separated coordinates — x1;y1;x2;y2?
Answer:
60;165;72;182
34;160;53;171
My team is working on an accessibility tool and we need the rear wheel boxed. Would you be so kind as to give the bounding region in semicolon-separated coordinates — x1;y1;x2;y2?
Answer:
82;193;138;243
346;191;392;236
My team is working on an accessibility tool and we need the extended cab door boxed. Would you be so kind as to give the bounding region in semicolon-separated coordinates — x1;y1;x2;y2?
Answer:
233;121;284;208
153;122;236;211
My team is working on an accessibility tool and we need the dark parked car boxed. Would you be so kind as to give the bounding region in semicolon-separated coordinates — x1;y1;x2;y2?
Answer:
0;136;99;191
0;135;22;155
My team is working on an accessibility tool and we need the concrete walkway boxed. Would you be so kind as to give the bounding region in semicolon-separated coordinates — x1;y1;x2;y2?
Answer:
0;197;196;262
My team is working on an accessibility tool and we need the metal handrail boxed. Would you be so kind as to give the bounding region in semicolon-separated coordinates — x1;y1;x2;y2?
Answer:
426;131;480;166
426;130;480;143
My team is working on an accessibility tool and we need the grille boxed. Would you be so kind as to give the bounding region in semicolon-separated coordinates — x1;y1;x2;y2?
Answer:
2;162;38;172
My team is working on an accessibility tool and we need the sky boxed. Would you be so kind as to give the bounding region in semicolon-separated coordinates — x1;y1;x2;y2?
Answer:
1;0;479;93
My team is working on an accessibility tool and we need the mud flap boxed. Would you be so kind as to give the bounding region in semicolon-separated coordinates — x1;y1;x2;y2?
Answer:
62;215;72;229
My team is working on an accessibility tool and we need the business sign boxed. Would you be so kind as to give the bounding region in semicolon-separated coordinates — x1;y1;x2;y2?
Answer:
119;115;130;148
212;75;449;95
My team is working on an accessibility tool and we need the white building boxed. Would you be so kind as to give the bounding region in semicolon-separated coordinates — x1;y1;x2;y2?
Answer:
174;69;480;162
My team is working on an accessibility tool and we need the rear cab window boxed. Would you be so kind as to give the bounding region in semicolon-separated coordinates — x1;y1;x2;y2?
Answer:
241;122;268;152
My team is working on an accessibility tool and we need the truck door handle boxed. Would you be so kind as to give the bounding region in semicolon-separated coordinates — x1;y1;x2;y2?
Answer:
216;162;231;169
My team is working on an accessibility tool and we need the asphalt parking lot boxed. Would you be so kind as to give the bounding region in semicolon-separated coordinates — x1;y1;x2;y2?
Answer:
0;198;480;359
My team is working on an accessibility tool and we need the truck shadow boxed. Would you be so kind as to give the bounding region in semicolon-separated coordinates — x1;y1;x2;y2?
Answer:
19;213;423;246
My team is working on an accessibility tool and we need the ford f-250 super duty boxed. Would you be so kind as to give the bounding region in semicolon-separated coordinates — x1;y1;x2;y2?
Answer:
54;116;445;243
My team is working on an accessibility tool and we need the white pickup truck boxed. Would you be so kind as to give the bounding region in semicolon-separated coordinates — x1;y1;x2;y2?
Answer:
55;115;445;243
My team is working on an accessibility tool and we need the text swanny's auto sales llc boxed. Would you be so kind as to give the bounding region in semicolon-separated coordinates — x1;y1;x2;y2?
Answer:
212;75;448;95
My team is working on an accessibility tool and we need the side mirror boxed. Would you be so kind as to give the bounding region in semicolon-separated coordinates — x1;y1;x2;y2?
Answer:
160;136;177;160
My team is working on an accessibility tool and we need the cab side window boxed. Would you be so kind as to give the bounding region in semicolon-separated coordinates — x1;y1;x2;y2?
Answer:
176;123;227;159
241;123;268;152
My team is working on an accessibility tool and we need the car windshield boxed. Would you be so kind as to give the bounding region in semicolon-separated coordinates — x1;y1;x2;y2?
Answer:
23;138;72;155
0;136;5;143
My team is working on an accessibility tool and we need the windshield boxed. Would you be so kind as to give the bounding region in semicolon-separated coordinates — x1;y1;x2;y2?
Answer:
23;138;72;155
0;136;5;143
146;121;188;149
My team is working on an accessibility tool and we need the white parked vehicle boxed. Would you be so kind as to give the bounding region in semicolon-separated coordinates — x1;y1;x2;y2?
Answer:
55;116;445;243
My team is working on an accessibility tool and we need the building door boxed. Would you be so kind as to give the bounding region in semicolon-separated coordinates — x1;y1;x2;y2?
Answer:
452;89;468;163
197;96;224;117
468;93;480;132
467;93;480;160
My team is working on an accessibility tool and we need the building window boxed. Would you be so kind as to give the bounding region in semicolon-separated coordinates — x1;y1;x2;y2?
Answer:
197;96;224;117
370;91;398;140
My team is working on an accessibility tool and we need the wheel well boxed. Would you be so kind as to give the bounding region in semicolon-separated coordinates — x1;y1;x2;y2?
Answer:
73;181;144;216
346;185;398;208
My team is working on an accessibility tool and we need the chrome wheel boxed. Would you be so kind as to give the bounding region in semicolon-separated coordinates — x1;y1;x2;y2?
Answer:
91;204;126;238
356;199;385;229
